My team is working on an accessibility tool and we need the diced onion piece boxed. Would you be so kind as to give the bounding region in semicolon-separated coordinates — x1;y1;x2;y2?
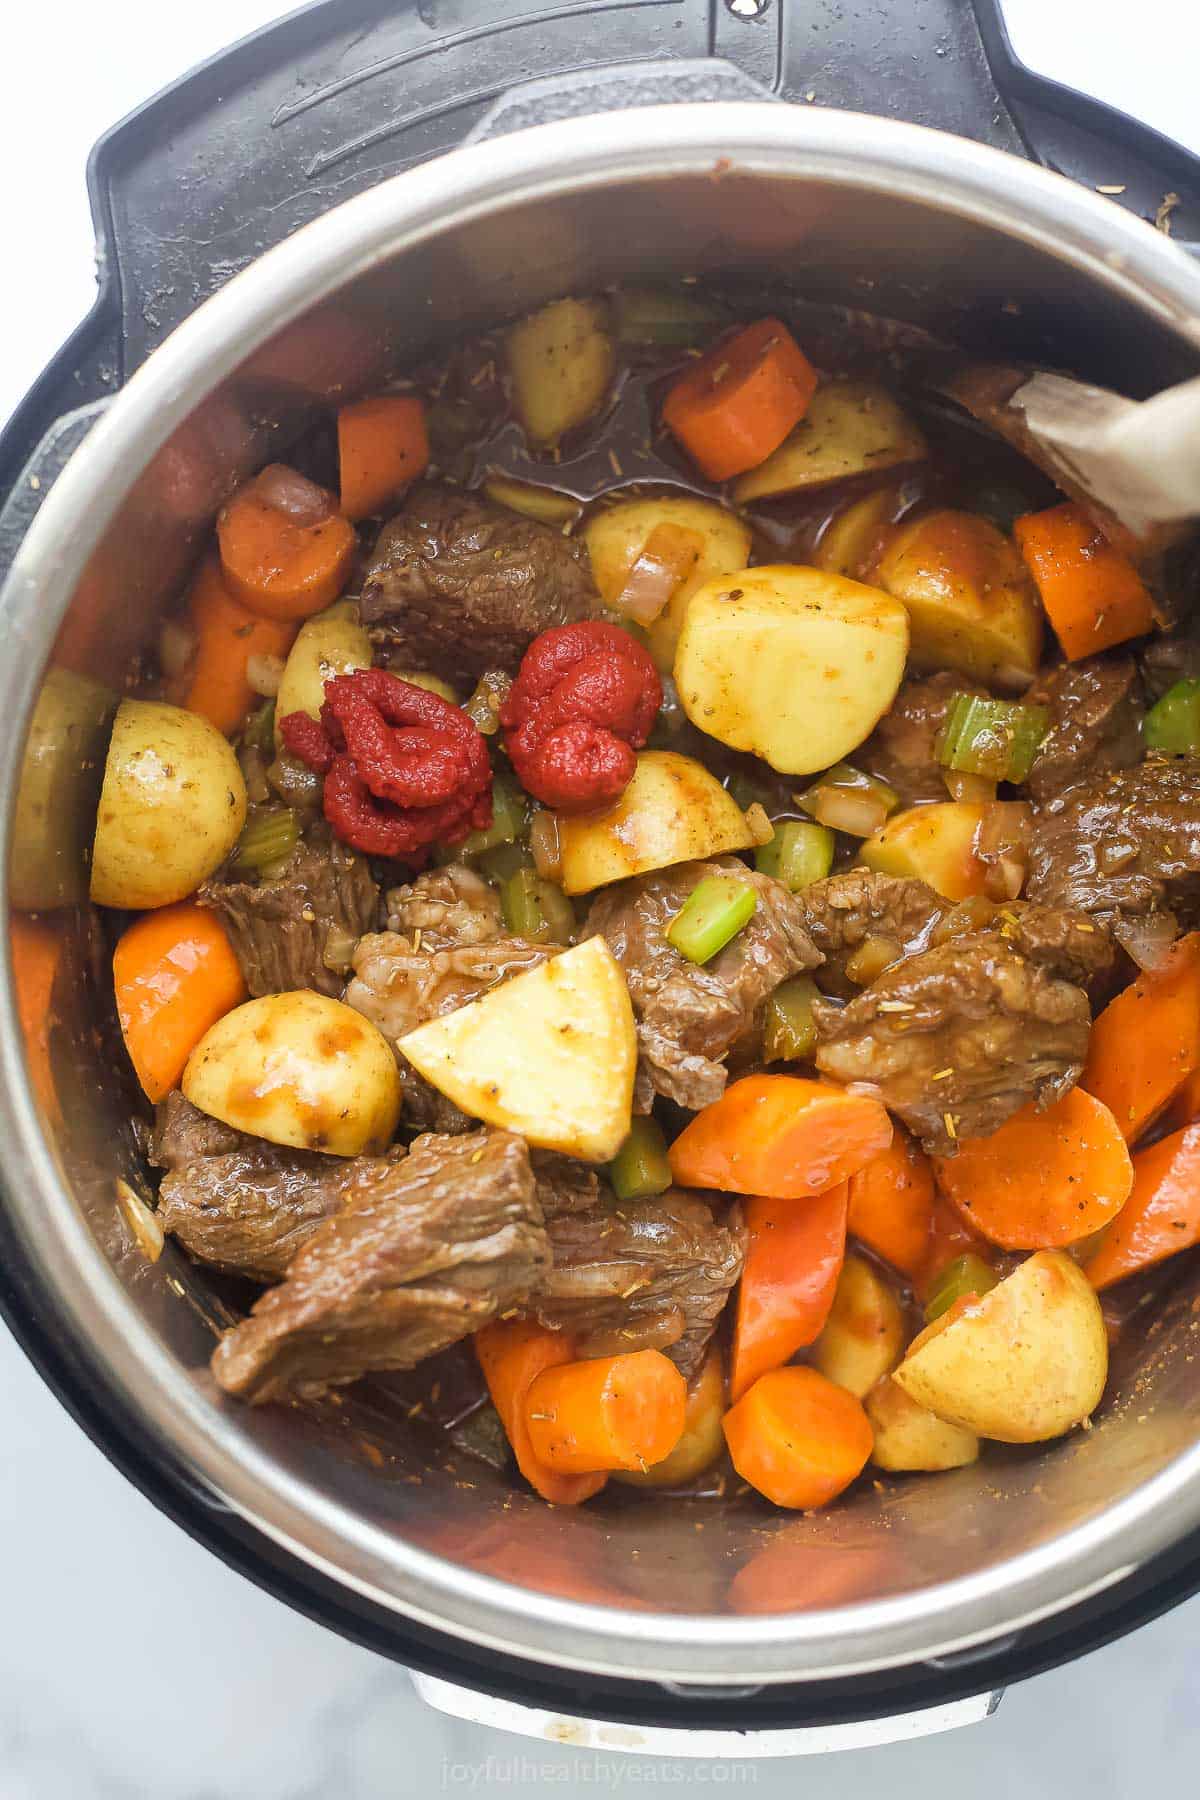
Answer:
976;801;1032;902
796;762;899;839
529;809;563;882
323;924;359;973
844;933;901;986
255;463;335;525
463;669;513;736
762;976;819;1062
115;1179;164;1263
246;652;286;698
609;525;705;627
159;618;197;683
1114;911;1179;973
743;802;774;847
944;769;998;805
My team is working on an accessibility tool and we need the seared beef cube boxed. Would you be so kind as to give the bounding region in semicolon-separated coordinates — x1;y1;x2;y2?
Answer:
813;927;1095;1155
384;864;502;947
360;483;601;679
201;825;379;999
860;671;984;808
531;1151;602;1222
211;1130;547;1403
587;859;819;1112
1140;633;1200;702
1026;756;1200;950
150;1091;248;1169
528;1188;745;1382
799;870;946;997
345;930;552;1132
1025;656;1143;803
159;1146;375;1283
997;902;1113;988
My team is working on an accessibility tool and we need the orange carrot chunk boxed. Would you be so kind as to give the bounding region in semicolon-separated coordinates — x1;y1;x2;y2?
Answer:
180;558;298;736
934;1087;1133;1252
1086;1123;1200;1291
474;1319;607;1505
661;318;818;482
916;1190;991;1303
217;464;357;621
722;1365;873;1510
1013;501;1156;659
1165;1067;1200;1134
113;903;247;1103
668;1074;892;1200
1081;932;1200;1143
847;1125;934;1277
338;394;430;522
730;1185;848;1403
524;1349;686;1474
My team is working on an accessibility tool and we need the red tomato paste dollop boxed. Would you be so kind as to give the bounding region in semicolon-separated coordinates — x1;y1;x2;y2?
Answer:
279;668;492;860
500;622;662;813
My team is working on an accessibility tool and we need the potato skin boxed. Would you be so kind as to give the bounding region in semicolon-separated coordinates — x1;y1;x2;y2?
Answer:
556;750;755;895
90;700;247;910
893;1250;1108;1443
274;600;372;744
812;1254;906;1399
584;496;752;673
183;991;401;1156
866;1375;980;1472
673;564;908;777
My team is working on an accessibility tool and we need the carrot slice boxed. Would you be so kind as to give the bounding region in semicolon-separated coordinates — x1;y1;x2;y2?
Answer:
338;394;429;521
474;1319;607;1505
729;1185;848;1402
722;1365;873;1510
1165;1067;1200;1134
179;558;298;736
847;1125;934;1277
1081;932;1200;1143
934;1087;1133;1251
1085;1123;1200;1291
524;1348;686;1474
662;318;818;482
916;1190;991;1303
1014;501;1156;659
667;1074;892;1200
217;466;357;621
113;903;247;1103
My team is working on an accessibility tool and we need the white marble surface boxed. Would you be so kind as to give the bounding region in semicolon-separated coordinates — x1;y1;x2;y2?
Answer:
4;4;1200;1793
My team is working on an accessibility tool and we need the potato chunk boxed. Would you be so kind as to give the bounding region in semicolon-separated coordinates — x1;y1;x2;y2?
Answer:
859;801;990;901
399;938;637;1162
556;750;755;896
584;496;752;673
613;1346;726;1488
873;508;1043;690
893;1250;1108;1443
866;1376;980;1472
506;298;615;447
274;599;371;744
90;700;247;910
732;381;927;504
673;564;908;777
812;1254;906;1398
183;991;401;1156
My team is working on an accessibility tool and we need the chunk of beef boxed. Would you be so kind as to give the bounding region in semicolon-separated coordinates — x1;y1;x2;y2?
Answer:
799;870;946;997
813;927;1096;1155
384;863;502;947
860;671;983;807
1026;757;1200;948
1025;656;1143;803
531;1151;602;1222
200;825;379;998
527;1189;746;1382
587;859;819;1112
360;483;601;680
345;930;553;1132
149;1090;247;1170
211;1130;547;1403
1140;632;1200;702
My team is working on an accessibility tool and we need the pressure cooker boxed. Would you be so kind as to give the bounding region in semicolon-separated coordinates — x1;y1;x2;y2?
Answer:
2;0;1200;1757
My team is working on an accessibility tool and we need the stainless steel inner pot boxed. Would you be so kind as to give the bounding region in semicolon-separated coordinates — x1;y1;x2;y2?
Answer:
4;101;1200;1692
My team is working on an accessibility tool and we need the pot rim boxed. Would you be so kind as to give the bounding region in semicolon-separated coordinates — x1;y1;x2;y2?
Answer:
4;101;1200;1685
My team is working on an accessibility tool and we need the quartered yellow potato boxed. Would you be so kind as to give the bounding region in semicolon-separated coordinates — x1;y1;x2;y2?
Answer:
90;699;247;910
555;750;756;896
483;476;582;527
398;938;637;1162
506;298;615;447
866;1375;980;1472
859;801;990;901
815;487;901;580
274;599;371;744
584;496;753;673
731;380;928;504
673;564;909;777
812;1254;906;1399
183;991;401;1157
873;508;1044;690
893;1250;1108;1443
614;1346;727;1488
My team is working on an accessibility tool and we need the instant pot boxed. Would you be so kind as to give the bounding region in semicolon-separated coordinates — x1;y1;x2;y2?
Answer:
3;0;1200;1757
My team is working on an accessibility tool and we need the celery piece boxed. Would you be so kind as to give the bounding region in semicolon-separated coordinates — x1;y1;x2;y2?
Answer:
936;694;1049;783
609;1117;673;1201
1144;678;1200;755
232;807;299;875
455;773;529;861
613;287;731;347
242;699;276;753
666;875;757;965
500;868;575;943
924;1254;1000;1325
762;976;819;1062
756;820;835;892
